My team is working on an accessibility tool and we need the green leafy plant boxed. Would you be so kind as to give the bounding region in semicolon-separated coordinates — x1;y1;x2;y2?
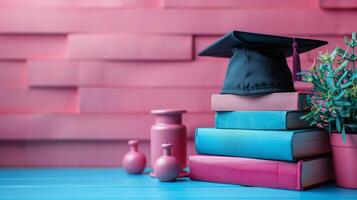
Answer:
300;33;357;141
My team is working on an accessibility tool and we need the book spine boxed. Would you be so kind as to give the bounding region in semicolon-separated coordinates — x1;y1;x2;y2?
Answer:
215;111;288;130
211;93;307;111
195;128;295;161
189;155;301;190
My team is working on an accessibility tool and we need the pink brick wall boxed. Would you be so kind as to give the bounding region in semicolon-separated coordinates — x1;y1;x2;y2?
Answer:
0;0;356;167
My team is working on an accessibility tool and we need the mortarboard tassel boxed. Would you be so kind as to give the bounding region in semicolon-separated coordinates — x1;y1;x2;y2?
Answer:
292;38;302;81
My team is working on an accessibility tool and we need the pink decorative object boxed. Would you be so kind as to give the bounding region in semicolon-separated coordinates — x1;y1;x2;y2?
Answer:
150;109;188;177
122;140;146;174
153;143;180;182
330;133;357;189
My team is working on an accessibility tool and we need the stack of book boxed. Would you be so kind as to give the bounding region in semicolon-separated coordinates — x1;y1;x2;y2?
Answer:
189;92;334;190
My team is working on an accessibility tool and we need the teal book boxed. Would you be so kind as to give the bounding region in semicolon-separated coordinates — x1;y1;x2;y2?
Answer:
215;111;310;130
195;128;330;161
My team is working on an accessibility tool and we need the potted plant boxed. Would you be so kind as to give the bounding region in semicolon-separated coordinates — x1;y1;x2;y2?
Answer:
300;33;357;189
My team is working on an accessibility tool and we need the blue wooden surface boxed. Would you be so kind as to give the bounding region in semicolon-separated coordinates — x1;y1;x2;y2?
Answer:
0;168;356;199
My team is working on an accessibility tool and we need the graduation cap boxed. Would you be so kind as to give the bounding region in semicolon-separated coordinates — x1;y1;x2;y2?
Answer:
199;31;328;95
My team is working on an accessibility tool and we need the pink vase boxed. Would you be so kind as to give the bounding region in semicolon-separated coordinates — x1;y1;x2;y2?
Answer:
122;140;146;174
150;109;188;177
330;132;357;189
153;143;180;182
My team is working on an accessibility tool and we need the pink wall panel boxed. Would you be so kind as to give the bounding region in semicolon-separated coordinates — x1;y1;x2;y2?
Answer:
27;61;79;87
0;61;27;88
0;113;213;140
0;34;66;59
0;0;161;8
320;0;357;9
79;88;218;113
0;9;356;35
27;60;226;87
0;140;196;167
163;0;319;9
0;88;78;113
67;34;193;61
0;141;144;167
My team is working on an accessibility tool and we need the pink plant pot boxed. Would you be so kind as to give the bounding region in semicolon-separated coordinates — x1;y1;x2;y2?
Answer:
330;132;357;189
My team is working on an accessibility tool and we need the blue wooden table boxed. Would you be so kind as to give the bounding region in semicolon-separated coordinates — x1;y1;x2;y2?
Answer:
0;168;356;199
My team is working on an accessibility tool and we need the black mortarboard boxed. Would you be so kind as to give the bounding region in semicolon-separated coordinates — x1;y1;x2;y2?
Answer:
199;31;327;95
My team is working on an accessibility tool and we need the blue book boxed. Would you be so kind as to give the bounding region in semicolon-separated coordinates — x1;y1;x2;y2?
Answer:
195;128;330;161
215;111;310;130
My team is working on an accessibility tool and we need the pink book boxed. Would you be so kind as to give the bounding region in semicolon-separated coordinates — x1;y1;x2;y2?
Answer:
189;155;334;190
211;92;308;111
